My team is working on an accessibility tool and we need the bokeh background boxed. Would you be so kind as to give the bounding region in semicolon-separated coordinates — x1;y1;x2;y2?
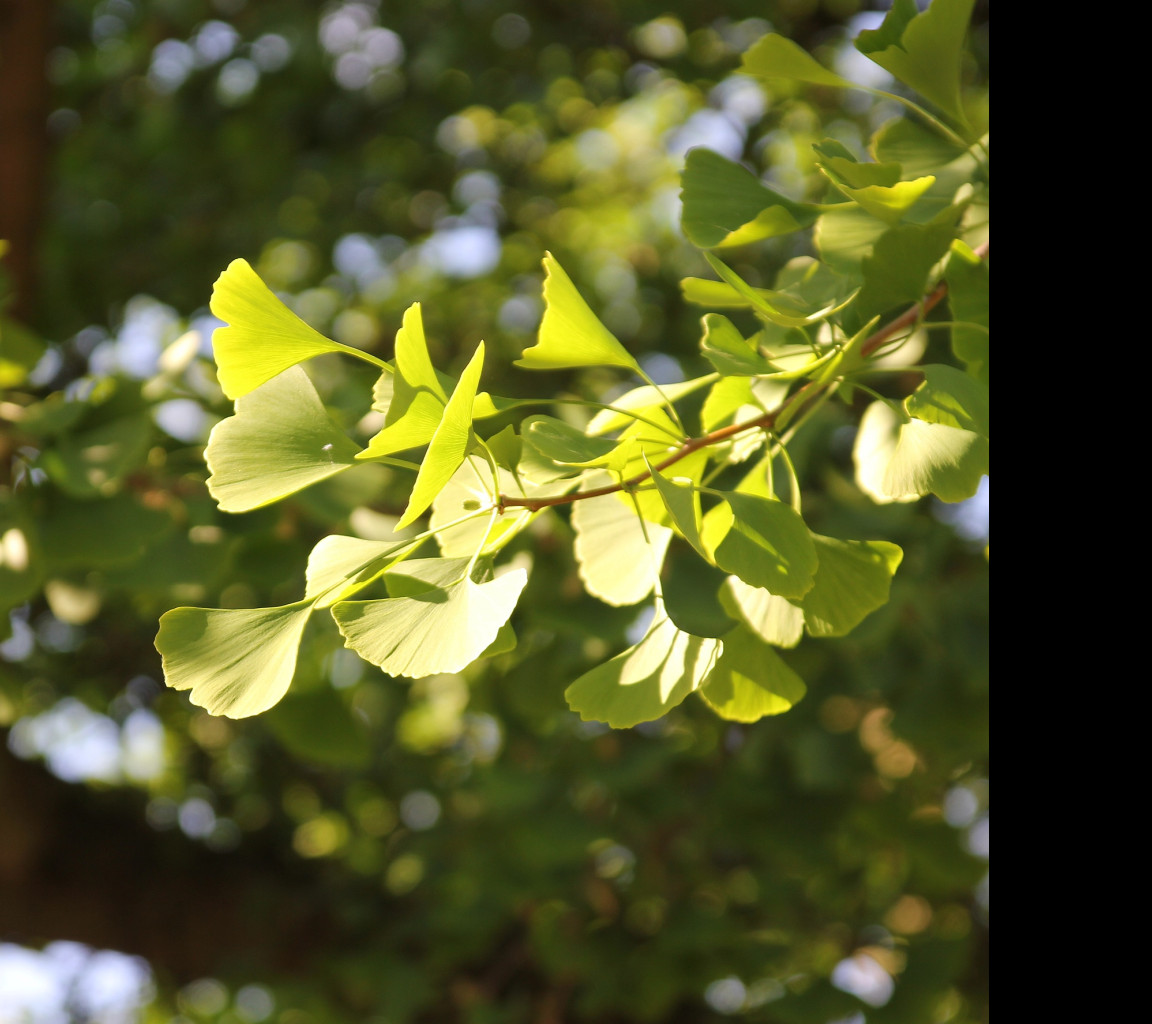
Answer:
0;1;988;1021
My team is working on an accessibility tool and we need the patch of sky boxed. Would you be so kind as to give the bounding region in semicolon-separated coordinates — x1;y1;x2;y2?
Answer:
933;476;988;545
420;225;501;279
831;952;894;1007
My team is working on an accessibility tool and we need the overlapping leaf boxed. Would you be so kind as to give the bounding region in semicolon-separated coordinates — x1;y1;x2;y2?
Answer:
155;601;314;718
210;258;363;400
332;557;527;678
699;625;806;721
565;606;722;728
206;366;362;512
800;535;903;637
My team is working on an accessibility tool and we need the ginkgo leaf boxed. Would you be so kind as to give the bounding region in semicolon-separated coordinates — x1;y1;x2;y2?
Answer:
647;462;707;559
572;472;671;606
515;253;640;371
210;258;364;400
703;253;858;329
396;342;485;529
855;0;975;128
700;314;774;376
699;625;806;721
156;600;314;718
331;557;527;678
812;139;935;223
206;366;362;512
854;399;987;503
523;416;620;466
305;534;413;608
945;240;989;385
740;32;856;90
702;493;818;599
905;364;989;437
586;376;712;435
679;148;819;249
800;535;903;637
564;607;722;728
719;575;804;648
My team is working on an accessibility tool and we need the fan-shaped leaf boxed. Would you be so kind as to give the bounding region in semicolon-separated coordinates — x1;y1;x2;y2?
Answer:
699;625;806;721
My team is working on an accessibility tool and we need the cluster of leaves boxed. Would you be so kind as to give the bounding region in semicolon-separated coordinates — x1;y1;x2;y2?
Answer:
155;0;988;733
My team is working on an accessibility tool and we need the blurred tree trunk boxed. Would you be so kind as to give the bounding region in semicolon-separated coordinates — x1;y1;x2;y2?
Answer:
0;0;52;322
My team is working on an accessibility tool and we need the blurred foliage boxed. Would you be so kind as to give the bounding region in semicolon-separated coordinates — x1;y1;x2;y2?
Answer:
0;1;987;1022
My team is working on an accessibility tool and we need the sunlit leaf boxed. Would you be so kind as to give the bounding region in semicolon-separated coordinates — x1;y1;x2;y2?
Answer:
210;258;361;399
156;601;313;718
572;472;671;606
854;399;987;503
719;575;804;648
206;366;362;512
906;363;989;436
648;462;707;559
305;534;412;608
679;148;818;248
564;607;722;728
699;625;806;720
515;253;640;371
700;313;774;376
586;377;712;435
855;0;976;128
800;535;903;637
813;139;936;223
332;557;527;678
523;415;621;466
740;32;857;90
396;341;485;529
703;253;857;329
702;493;817;599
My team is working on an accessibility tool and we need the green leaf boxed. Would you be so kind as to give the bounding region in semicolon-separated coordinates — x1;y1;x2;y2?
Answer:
702;493;818;599
699;625;806;720
430;456;541;558
572;472;671;606
800;535;903;637
855;0;976;128
852;204;963;325
661;554;737;639
812;139;936;223
209;258;362;400
331;557;527;678
740;32;857;90
700;314;774;376
679;148;819;248
814;205;890;273
586;376;712;435
906;364;988;436
205;366;362;512
703;253;857;329
396;342;485;530
523;415;620;466
359;304;448;458
854;399;987;503
305;534;412;608
156;600;313;718
515;253;640;371
945;240;989;385
564;606;722;728
870;117;968;176
719;576;804;648
648;462;707;559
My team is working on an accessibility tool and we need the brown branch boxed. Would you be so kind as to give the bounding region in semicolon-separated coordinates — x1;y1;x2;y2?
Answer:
498;240;989;514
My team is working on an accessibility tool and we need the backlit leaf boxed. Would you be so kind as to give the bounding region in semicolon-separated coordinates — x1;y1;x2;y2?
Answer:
740;32;856;90
703;493;817;599
945;240;989;385
156;601;313;718
699;625;806;720
800;535;903;637
396;342;485;529
515;253;640;371
905;363;989;436
305;534;412;608
572;472;671;606
209;258;360;399
720;575;804;648
564;607;722;728
206;366;362;512
332;557;527;678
